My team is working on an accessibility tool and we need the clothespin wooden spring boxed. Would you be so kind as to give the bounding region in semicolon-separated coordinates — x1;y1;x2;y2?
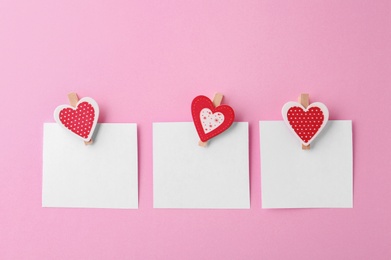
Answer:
198;93;224;147
299;93;310;150
68;92;94;145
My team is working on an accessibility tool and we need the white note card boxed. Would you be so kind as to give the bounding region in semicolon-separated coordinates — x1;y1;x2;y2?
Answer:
260;120;353;208
153;122;250;209
42;123;138;209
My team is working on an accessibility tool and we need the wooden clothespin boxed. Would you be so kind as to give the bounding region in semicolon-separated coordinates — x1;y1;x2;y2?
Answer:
282;93;329;150
54;92;99;145
191;92;235;147
68;93;94;145
298;93;310;150
198;93;224;147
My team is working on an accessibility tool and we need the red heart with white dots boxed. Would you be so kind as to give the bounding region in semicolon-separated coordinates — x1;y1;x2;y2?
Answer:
54;97;99;141
282;102;329;146
191;95;235;142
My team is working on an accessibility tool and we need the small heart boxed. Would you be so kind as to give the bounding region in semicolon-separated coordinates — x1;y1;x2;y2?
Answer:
54;97;99;141
191;95;235;142
282;102;329;146
200;108;225;133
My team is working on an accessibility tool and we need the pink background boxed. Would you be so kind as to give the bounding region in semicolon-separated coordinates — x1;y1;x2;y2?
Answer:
0;0;390;259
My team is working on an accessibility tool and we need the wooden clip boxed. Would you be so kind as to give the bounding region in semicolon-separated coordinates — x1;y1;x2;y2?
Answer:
67;92;93;145
198;93;224;147
298;93;310;150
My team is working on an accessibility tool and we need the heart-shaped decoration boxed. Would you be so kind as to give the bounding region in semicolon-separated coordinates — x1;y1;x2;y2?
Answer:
191;95;235;142
54;97;99;141
282;102;329;146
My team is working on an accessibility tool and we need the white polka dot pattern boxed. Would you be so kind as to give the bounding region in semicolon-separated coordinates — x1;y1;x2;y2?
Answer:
287;106;324;143
59;102;95;139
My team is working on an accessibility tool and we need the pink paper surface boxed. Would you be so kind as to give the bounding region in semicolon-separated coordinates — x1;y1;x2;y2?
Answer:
0;1;390;259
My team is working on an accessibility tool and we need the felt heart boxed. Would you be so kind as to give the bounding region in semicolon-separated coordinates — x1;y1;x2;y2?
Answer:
54;97;99;141
200;108;225;133
282;102;329;146
191;95;235;142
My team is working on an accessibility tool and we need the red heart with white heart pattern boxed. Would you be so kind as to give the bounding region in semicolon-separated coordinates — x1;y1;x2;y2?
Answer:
282;102;329;145
191;95;235;142
54;97;99;141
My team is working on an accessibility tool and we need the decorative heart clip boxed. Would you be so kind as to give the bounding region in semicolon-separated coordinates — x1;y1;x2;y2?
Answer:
54;93;99;144
191;93;235;146
282;94;328;150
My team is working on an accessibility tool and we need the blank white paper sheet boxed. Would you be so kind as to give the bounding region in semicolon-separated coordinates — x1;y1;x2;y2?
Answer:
42;123;138;209
260;120;353;208
153;122;250;209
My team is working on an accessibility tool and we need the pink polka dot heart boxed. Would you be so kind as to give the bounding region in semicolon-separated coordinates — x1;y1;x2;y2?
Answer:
200;108;225;134
282;102;329;146
54;97;99;141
